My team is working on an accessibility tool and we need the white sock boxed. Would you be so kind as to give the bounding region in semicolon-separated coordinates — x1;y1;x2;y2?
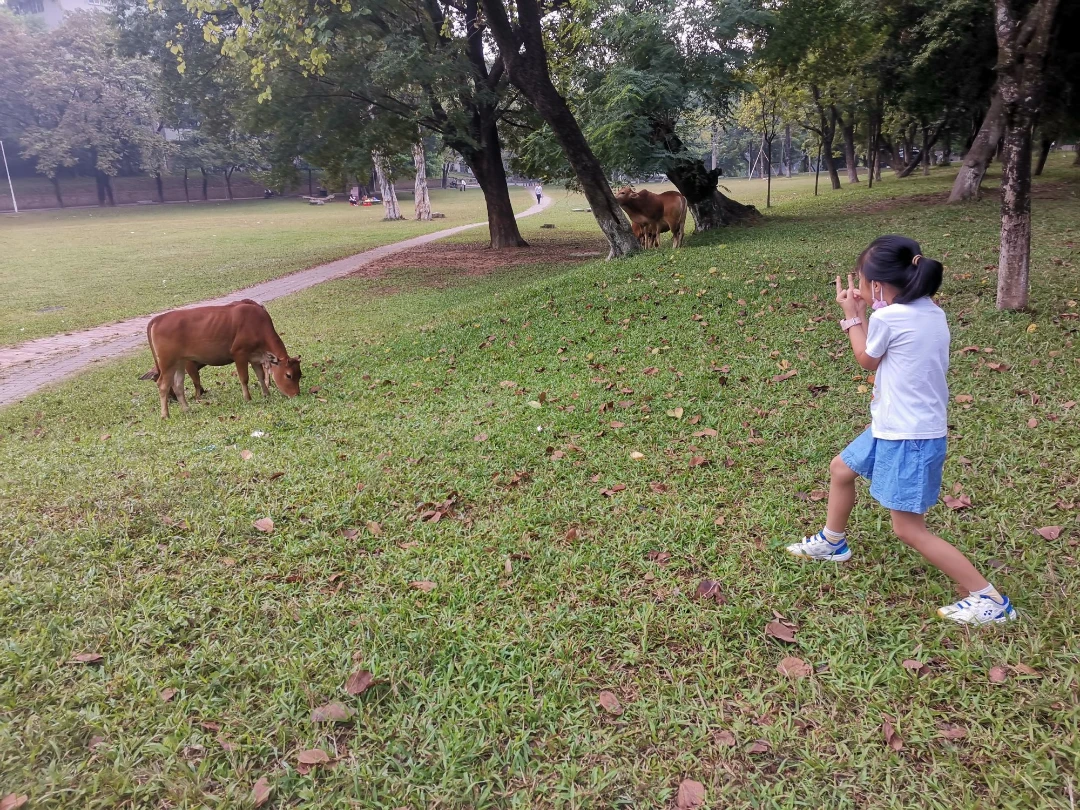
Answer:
970;583;1003;602
822;527;846;542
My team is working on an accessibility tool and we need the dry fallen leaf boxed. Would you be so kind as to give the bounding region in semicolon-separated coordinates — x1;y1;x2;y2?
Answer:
296;748;331;765
598;690;623;716
692;428;718;438
68;652;104;665
365;520;382;536
346;669;374;695
160;687;178;702
1035;526;1063;540
601;483;627;497
882;720;904;751
989;665;1008;683
676;778;706;809
938;723;967;740
311;702;355;723
901;659;930;677
1027;417;1038;428
629;451;645;460
253;517;275;533
645;550;671;565
715;729;736;747
473;433;488;442
771;370;797;382
695;579;727;605
746;739;770;754
240;449;254;461
765;620;797;644
564;527;581;542
777;656;812;679
251;777;272;808
0;796;28;810
954;394;974;403
666;407;685;419
410;580;436;592
1011;663;1041;677
943;494;973;510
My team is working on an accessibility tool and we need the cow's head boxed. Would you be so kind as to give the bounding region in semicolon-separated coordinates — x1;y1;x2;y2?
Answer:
614;186;637;202
264;354;302;397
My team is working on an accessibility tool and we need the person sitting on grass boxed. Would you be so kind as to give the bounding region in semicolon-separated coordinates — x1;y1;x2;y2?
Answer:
787;235;1018;626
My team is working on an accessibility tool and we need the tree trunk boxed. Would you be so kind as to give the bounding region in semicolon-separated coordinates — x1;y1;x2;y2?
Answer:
835;108;859;183
1034;136;1053;175
922;127;933;176
994;0;1061;310
155;172;165;203
50;176;64;208
813;88;841;190
441;161;450;189
464;131;528;248
783;124;792;177
765;137;773;208
102;174;115;206
481;0;639;257
413;142;432;221
814;140;821;196
711;128;720;172
656;127;757;230
949;92;1005;202
200;167;208;201
940;130;952;166
183;168;190;203
373;152;403;220
223;168;234;200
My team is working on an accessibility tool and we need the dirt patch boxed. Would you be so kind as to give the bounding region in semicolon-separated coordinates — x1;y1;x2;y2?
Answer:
346;234;607;284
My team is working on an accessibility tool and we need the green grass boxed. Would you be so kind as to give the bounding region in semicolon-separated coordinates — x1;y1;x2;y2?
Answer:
0;187;535;346
1;156;1079;808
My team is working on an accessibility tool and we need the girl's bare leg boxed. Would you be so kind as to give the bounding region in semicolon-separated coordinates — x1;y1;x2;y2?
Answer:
826;455;858;533
890;510;989;593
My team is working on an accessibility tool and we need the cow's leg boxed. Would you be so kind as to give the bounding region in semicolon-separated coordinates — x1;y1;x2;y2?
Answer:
671;218;684;249
235;359;253;401
187;362;206;399
252;362;271;397
172;367;190;413
156;365;174;419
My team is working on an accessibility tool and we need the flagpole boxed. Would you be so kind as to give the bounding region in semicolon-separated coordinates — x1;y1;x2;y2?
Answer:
1;140;17;214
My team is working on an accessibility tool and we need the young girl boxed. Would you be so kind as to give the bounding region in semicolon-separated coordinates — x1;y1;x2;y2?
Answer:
787;235;1018;625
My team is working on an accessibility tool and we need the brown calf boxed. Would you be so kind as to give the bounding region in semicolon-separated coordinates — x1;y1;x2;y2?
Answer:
615;187;688;249
141;300;301;418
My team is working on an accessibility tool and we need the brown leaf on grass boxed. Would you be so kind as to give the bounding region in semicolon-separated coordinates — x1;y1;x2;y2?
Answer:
410;580;436;592
609;421;626;429
692;428;718;438
365;520;382;536
715;729;736;747
666;407;685;419
958;345;981;353
598;690;623;715
954;394;974;403
643;366;659;375
649;481;669;494
340;528;359;540
1035;526;1063;540
473;433;488;442
160;687;178;702
311;702;355;723
253;517;275;533
713;515;726;526
957;457;972;466
695;580;727;605
240;449;254;461
564;527;581;542
88;735;106;750
746;740;770;754
1011;663;1042;677
68;653;104;665
676;779;706;809
771;370;797;382
296;748;331;765
777;656;811;679
601;483;627;497
629;451;645;460
902;659;930;677
937;723;967;740
251;777;272;808
882;720;904;751
986;362;1010;372
688;456;709;468
100;433;111;441
0;795;28;810
645;550;671;565
809;490;827;502
989;666;1008;683
1026;417;1038;428
346;669;374;695
765;621;797;644
498;380;517;388
943;494;973;510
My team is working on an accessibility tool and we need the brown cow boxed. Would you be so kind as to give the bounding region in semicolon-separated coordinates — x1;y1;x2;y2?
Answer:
615;187;688;249
140;300;301;418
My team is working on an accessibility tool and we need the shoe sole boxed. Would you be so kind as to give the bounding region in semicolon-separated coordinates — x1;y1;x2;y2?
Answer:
937;607;1019;625
786;548;852;562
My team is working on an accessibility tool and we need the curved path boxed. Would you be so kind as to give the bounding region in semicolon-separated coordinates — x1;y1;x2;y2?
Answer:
0;195;553;407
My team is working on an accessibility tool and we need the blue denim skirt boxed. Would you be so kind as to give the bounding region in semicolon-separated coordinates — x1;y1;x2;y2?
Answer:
840;427;947;515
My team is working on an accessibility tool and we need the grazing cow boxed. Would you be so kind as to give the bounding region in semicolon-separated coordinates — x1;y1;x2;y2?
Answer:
140;300;301;418
615;187;688;249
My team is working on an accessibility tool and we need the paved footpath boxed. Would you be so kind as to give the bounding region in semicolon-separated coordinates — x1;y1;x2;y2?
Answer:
0;196;553;407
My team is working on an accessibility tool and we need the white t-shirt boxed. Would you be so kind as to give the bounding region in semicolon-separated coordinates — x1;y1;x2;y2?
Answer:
864;297;950;440
534;185;542;195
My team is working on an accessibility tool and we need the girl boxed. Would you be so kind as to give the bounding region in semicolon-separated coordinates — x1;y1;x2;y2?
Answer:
787;235;1018;625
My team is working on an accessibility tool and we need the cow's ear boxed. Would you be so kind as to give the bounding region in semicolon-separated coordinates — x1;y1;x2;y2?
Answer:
266;353;280;366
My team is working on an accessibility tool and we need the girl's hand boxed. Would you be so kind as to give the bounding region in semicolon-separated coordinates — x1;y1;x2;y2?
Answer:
835;274;866;318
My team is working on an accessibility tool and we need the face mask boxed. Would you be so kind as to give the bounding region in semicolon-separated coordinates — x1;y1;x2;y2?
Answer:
871;283;889;310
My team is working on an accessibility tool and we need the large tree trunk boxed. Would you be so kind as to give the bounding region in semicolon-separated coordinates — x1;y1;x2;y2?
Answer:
655;127;757;229
922;126;933;175
1034;136;1053;175
182;168;190;203
813;88;841;190
949;92;1005;202
465;133;528;248
373;152;403;220
940;130;952;166
994;0;1060;310
223;168;234;200
481;0;639;257
200;167;209;201
783;124;792;177
155;172;165;203
711;128;720;172
50;176;64;208
441;161;450;189
835;108;859;183
413;142;432;221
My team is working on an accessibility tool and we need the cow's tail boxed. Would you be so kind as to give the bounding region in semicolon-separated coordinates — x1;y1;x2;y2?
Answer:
141;317;162;382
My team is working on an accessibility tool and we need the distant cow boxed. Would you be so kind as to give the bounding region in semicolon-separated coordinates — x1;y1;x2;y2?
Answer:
140;300;301;418
615;187;688;249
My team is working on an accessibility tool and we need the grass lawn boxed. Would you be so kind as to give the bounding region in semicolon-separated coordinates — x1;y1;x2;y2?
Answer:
1;157;1079;808
0;187;535;346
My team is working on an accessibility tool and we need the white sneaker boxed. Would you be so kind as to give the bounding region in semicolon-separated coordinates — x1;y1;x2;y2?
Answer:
786;530;852;562
938;594;1018;625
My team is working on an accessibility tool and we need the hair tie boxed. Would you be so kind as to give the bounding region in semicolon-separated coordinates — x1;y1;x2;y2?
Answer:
912;254;923;266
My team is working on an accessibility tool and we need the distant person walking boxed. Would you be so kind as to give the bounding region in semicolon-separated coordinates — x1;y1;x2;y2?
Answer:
534;183;543;204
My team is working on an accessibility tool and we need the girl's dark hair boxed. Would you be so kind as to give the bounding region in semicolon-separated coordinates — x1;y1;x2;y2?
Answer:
856;234;943;304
